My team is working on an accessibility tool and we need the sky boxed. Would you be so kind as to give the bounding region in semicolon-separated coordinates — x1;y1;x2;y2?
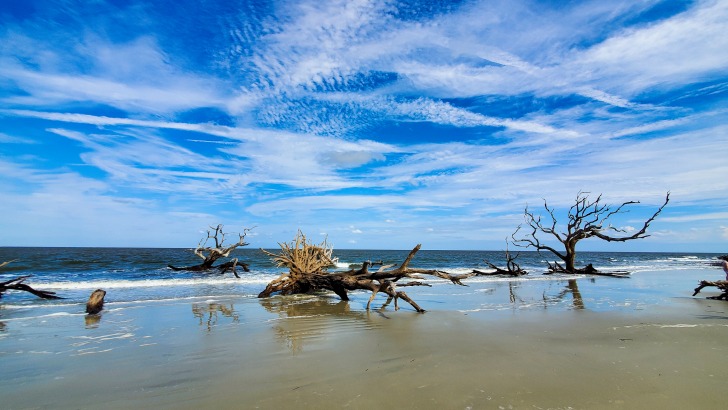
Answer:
0;0;726;251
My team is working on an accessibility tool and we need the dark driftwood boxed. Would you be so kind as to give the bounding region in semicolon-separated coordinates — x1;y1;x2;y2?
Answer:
544;262;630;278
482;240;528;276
168;225;251;277
86;289;106;314
693;280;728;300
259;244;478;313
0;275;61;299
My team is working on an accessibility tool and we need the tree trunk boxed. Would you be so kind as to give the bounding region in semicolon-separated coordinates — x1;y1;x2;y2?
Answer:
564;242;577;273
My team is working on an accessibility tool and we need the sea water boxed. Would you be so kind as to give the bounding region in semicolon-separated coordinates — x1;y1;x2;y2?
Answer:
0;247;721;305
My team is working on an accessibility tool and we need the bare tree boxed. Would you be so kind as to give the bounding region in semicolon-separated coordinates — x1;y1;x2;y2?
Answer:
514;192;670;273
168;224;252;277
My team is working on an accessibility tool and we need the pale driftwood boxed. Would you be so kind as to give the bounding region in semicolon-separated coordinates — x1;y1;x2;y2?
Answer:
86;289;107;314
259;235;477;313
514;192;670;273
693;280;728;300
168;225;251;276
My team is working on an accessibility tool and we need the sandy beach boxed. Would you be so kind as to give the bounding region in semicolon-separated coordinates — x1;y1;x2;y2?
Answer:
2;268;727;409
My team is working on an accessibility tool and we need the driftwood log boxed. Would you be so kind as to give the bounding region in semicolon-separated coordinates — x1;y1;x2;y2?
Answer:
693;280;728;300
259;233;478;313
86;289;107;314
0;276;61;299
0;275;61;300
168;225;251;277
545;262;630;278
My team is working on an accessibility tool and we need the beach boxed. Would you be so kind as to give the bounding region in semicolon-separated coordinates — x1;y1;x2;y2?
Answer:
2;265;727;409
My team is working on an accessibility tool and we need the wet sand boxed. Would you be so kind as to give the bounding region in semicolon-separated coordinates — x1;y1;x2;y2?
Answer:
2;269;727;409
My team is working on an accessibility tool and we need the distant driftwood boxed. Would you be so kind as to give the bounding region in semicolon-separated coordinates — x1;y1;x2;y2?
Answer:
167;224;251;277
86;289;107;314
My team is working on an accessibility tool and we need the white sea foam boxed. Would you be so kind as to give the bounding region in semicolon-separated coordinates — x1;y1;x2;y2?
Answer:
31;276;275;290
1;311;84;321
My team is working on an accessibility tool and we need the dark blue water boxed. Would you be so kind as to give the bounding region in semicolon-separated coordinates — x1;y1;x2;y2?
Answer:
0;247;721;306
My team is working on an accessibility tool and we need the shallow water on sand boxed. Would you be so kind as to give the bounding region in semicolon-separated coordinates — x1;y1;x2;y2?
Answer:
2;268;728;409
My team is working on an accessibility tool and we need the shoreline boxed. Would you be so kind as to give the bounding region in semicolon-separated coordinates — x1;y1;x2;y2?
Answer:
2;268;727;409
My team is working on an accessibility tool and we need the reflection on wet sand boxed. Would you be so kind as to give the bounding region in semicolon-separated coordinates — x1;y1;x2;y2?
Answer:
541;279;586;309
192;303;239;331
84;313;102;328
260;295;379;353
497;278;587;310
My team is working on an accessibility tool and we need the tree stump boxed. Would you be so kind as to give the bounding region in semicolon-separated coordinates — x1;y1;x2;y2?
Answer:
86;289;107;314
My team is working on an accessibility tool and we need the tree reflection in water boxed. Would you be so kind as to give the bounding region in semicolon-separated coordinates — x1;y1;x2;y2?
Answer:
259;295;375;354
191;303;239;332
499;279;587;310
544;279;586;310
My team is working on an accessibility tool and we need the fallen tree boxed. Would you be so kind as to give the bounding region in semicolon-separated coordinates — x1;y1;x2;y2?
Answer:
477;239;528;276
168;224;251;277
693;280;728;300
258;231;479;312
0;260;61;300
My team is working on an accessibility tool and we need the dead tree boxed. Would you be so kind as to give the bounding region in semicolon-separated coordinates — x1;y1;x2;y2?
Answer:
258;231;478;313
0;260;61;300
693;281;728;300
477;239;528;276
513;192;670;273
168;224;251;277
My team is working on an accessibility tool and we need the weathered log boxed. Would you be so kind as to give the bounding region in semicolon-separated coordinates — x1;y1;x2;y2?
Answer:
0;275;62;299
86;289;106;314
545;262;630;278
693;280;728;300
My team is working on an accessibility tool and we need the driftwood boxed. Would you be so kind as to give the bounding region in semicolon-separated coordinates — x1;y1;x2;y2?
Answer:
259;233;477;313
545;262;630;278
86;289;106;314
693;280;728;300
168;225;251;277
0;275;61;299
481;241;528;276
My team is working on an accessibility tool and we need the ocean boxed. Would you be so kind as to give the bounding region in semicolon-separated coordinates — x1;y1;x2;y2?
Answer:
0;246;721;308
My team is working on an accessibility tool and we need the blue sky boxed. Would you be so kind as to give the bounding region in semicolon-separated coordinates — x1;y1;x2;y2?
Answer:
1;0;726;251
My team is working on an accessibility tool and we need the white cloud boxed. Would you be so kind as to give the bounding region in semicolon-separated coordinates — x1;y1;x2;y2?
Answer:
662;212;728;223
1;36;227;113
0;132;37;144
573;0;728;93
